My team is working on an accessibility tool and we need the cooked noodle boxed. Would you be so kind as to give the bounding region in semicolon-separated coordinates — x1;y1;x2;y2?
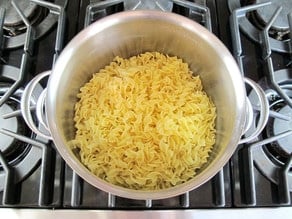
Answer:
72;52;216;190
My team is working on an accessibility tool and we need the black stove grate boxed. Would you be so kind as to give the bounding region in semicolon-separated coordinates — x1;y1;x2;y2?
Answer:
84;0;211;30
0;0;291;210
0;0;67;208
63;164;231;208
229;0;292;207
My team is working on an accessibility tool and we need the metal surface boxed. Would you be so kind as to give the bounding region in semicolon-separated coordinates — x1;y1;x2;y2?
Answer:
1;208;292;219
238;78;269;144
228;0;291;53
1;0;74;209
255;0;291;31
0;0;66;49
0;95;18;153
273;105;292;154
84;0;211;30
0;0;33;106
0;65;45;192
123;0;172;11
21;71;52;139
44;10;246;200
246;69;292;192
1;0;37;26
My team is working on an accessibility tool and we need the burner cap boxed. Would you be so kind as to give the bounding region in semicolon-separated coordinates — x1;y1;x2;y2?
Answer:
273;105;292;156
0;103;18;153
255;0;291;31
1;0;38;27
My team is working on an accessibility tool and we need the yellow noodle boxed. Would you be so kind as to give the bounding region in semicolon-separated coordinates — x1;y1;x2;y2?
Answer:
73;52;216;190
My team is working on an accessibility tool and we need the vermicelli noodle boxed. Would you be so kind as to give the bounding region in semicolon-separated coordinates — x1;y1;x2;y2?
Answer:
72;52;216;190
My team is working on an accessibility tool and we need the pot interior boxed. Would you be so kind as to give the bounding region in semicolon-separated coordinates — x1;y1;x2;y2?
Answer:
47;11;246;199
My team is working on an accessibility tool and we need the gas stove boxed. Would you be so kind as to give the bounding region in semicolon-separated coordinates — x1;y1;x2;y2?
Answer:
0;0;291;218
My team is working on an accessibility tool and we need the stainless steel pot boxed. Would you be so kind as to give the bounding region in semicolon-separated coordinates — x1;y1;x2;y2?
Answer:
21;11;269;200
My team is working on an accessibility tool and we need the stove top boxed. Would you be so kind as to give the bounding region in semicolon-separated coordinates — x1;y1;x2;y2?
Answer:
0;0;291;212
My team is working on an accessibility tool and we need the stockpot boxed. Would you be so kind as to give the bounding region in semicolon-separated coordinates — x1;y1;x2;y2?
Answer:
21;11;269;200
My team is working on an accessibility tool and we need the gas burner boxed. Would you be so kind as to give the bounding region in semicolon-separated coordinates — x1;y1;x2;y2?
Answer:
124;0;172;11
247;69;292;190
0;0;66;49
252;0;291;40
2;0;45;37
84;0;211;30
0;64;45;191
272;104;292;154
266;95;292;162
0;85;27;156
228;0;291;53
254;0;291;31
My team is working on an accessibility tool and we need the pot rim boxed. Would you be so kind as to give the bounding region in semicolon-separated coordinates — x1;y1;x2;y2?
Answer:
46;10;246;200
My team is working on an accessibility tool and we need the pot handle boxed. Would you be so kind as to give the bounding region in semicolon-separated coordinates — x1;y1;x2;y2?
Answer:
21;71;52;140
238;77;269;144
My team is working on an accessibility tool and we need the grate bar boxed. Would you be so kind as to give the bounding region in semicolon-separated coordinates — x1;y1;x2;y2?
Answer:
253;105;291;121
229;2;272;74
85;0;123;27
278;155;292;205
260;6;282;60
249;130;292;149
145;199;152;208
0;151;18;205
212;169;226;207
1;106;36;119
11;0;30;27
31;0;66;64
0;8;5;53
229;11;243;72
155;1;168;11
108;193;116;207
289;12;292;57
266;57;292;108
53;8;65;63
71;171;83;207
0;1;34;107
85;0;211;31
179;192;189;208
241;146;256;206
256;5;292;107
38;144;54;206
0;128;44;148
0;128;54;206
11;0;34;54
172;0;211;31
